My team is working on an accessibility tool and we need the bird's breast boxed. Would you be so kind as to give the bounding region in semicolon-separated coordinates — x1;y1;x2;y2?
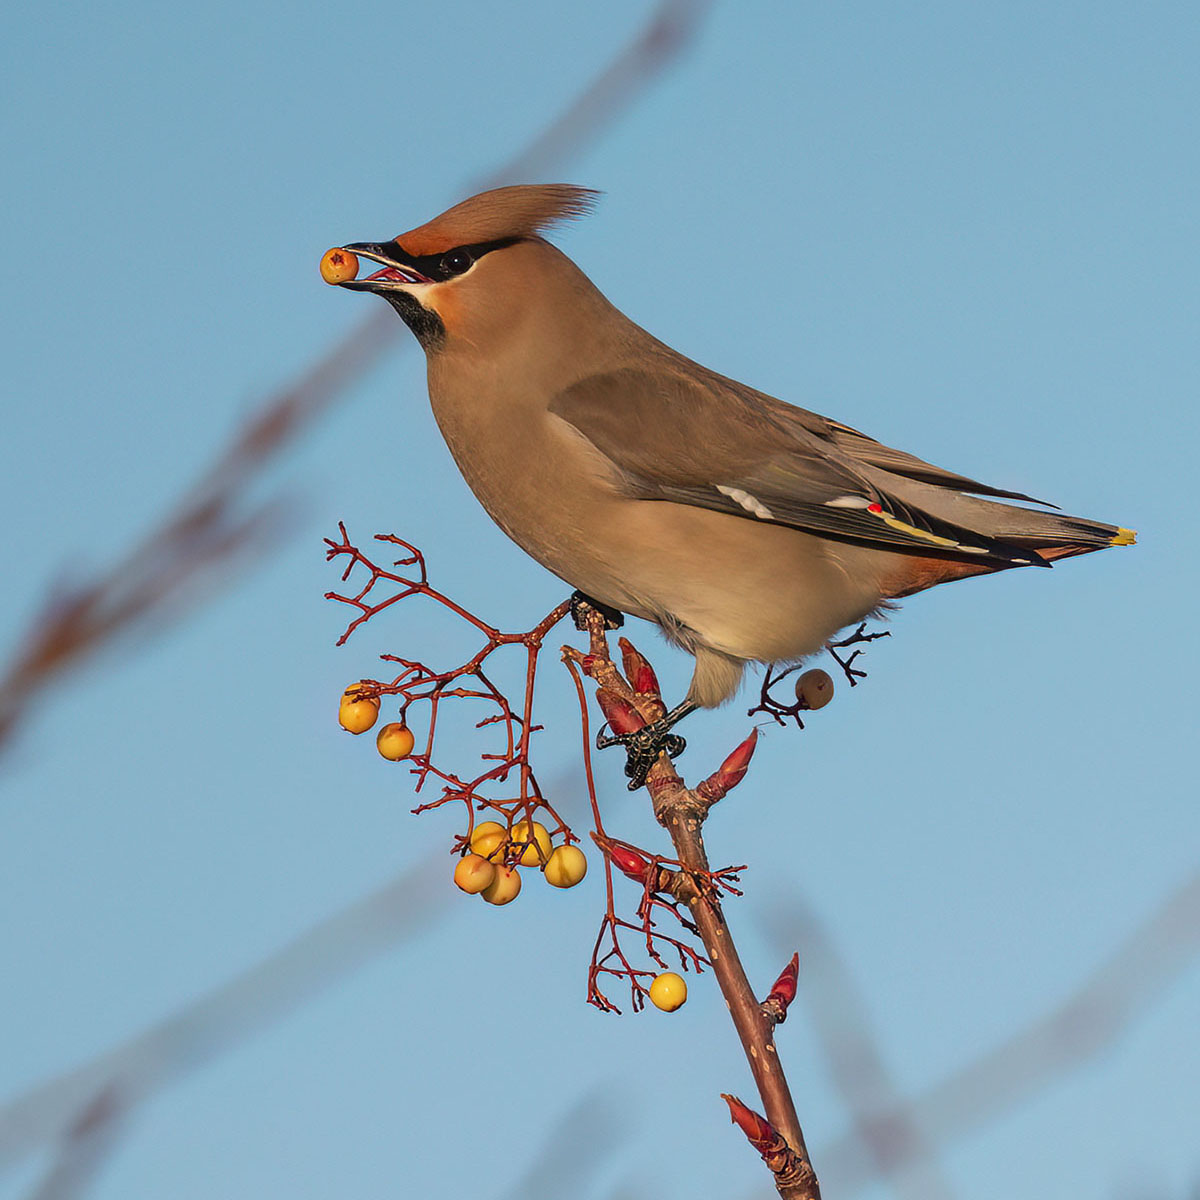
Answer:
426;367;650;608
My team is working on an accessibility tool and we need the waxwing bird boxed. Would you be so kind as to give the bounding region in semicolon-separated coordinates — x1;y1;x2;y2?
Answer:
333;185;1134;780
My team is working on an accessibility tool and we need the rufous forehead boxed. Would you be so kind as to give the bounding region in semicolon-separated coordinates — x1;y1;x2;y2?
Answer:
393;222;463;258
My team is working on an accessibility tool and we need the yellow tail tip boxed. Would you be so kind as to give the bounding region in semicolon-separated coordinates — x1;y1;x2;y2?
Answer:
1111;527;1137;546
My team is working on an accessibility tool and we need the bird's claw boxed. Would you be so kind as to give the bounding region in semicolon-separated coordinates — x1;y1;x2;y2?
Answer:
569;590;624;632
596;719;687;790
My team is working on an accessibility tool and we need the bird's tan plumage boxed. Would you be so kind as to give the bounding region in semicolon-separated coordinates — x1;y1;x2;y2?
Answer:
337;186;1134;707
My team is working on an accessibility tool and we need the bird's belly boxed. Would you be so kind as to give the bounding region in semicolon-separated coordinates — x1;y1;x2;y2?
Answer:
601;502;887;663
460;468;884;662
508;495;887;665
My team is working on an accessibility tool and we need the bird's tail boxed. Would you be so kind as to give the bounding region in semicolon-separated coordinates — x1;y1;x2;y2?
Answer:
999;508;1136;562
874;485;1136;598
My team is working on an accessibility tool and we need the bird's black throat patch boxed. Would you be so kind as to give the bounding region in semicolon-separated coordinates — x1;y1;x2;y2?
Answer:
384;291;446;352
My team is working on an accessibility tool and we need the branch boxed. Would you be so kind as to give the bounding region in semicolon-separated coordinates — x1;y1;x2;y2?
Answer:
568;613;821;1198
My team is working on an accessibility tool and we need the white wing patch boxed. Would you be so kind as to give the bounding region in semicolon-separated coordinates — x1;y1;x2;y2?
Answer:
717;485;775;520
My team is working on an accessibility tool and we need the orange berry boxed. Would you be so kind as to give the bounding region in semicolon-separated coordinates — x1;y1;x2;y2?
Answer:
453;854;496;895
481;865;522;906
376;722;415;761
320;247;358;284
469;821;508;861
511;820;552;867
544;845;587;888
795;668;834;710
338;683;380;734
649;972;687;1012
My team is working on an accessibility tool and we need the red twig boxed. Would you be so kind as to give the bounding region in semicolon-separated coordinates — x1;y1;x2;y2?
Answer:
566;610;822;1198
325;524;573;857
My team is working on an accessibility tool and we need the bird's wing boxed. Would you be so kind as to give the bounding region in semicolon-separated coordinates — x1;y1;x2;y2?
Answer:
765;403;1055;507
549;366;1047;567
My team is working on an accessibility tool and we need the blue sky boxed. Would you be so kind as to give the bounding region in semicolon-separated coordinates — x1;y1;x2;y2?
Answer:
2;3;1197;1198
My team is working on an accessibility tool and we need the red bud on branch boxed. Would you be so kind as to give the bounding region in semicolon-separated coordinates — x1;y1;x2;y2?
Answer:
592;833;654;883
761;952;799;1024
618;637;661;698
721;1094;815;1191
721;1094;776;1153
596;687;645;735
610;843;652;882
697;729;759;803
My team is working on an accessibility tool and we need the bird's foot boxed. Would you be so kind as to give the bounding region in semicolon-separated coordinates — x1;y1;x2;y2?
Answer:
597;718;688;790
569;590;625;632
825;622;890;687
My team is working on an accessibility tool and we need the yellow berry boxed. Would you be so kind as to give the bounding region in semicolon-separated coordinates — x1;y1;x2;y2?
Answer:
469;821;508;861
453;854;496;895
649;972;688;1012
795;668;834;710
511;820;552;867
544;845;588;888
481;865;522;906
376;721;415;761
320;247;359;284
338;683;380;734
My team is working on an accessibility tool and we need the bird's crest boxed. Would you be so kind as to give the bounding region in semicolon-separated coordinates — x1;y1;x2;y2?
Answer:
395;185;600;256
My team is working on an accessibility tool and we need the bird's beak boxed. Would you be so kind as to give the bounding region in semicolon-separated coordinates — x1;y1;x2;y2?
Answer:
336;242;432;291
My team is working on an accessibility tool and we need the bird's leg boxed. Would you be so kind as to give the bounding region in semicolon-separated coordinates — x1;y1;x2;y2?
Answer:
597;699;699;790
569;590;624;632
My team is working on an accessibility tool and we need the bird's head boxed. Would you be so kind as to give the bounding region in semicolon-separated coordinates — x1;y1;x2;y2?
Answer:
332;184;600;353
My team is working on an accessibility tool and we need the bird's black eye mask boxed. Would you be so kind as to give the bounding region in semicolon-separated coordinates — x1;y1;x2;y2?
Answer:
399;236;523;282
338;236;523;287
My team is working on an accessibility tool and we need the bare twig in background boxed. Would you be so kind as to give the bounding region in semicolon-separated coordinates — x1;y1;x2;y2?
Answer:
3;770;591;1177
23;1088;127;1200
0;0;714;756
471;0;715;189
498;1091;626;1200
765;870;1200;1196
0;310;393;753
761;897;958;1200
0;861;445;1166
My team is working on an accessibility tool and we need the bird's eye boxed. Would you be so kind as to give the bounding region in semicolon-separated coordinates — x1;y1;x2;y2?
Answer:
441;249;473;277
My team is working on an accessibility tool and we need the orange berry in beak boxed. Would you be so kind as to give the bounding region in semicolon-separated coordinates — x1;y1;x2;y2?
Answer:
320;247;359;285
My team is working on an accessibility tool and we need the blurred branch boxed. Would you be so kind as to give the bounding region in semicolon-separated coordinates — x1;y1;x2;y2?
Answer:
0;860;446;1166
472;0;715;189
804;869;1200;1195
0;0;714;757
22;1088;126;1200
498;1091;626;1200
761;900;958;1200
